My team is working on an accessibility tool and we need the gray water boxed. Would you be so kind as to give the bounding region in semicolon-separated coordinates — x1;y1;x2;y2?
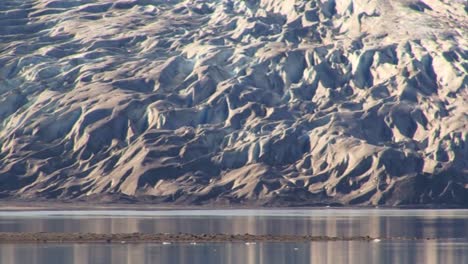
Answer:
0;209;467;263
2;241;467;264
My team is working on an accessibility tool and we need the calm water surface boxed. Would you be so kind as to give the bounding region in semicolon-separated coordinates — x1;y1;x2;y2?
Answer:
1;209;467;238
0;209;467;263
1;241;467;264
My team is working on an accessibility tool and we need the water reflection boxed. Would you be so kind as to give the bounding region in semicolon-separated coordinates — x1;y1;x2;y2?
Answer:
0;241;467;264
0;209;467;239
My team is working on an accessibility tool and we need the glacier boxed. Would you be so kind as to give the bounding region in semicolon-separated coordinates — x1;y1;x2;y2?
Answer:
0;0;467;206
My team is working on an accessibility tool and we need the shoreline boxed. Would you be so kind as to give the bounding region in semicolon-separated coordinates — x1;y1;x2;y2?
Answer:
0;232;438;244
1;200;466;211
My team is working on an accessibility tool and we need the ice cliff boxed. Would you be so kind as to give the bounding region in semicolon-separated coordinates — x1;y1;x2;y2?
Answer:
0;0;467;206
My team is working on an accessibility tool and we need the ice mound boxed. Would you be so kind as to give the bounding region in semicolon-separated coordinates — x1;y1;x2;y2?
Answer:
0;0;467;206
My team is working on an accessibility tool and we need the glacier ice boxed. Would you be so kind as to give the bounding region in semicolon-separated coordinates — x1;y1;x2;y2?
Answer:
0;0;467;206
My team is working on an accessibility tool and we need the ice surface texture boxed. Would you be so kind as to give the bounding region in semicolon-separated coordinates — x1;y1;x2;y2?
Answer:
0;0;467;206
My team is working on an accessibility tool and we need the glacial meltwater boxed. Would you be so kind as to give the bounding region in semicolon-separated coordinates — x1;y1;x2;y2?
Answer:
0;209;467;263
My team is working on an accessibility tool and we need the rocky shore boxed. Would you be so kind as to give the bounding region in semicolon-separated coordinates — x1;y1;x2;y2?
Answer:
0;232;438;243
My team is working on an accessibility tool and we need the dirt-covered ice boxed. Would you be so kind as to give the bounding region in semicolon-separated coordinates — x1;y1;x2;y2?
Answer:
0;0;467;206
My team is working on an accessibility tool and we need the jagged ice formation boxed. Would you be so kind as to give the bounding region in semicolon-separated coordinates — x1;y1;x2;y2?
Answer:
0;0;467;206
